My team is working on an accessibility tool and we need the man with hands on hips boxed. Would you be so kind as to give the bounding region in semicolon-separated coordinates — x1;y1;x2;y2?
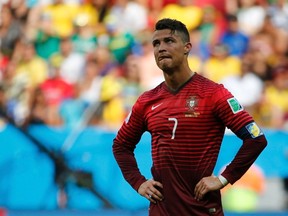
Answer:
113;18;267;216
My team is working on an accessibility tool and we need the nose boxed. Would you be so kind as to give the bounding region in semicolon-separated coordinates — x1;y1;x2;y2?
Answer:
158;42;166;53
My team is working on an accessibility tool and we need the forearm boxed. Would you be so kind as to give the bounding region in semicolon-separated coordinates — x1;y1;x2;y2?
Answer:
113;142;147;191
221;135;267;184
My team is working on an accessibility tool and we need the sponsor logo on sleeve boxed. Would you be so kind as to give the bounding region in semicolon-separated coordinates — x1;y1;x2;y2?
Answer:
246;122;263;138
227;97;243;114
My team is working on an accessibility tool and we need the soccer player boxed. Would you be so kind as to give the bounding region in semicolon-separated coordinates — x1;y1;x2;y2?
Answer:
112;18;267;215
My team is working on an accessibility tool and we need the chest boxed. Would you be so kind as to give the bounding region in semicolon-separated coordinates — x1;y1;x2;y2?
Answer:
145;93;216;136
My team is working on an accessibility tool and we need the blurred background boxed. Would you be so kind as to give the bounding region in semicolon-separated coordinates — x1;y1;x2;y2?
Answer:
0;0;288;215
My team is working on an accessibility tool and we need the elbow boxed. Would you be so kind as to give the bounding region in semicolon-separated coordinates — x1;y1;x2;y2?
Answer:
261;134;268;148
256;134;268;152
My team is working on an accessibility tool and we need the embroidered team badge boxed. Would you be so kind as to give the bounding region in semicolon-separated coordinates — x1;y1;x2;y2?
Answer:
246;122;263;138
186;96;198;110
185;96;200;117
227;97;243;114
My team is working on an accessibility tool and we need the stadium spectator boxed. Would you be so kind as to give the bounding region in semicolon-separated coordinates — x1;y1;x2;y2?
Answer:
25;5;61;60
221;54;264;114
245;12;288;82
0;51;10;80
254;63;288;129
249;14;288;69
0;5;23;57
39;55;75;126
105;0;148;34
202;43;241;83
4;39;49;125
134;30;163;90
246;47;272;82
145;0;164;30
88;45;120;77
0;83;8;122
120;54;144;117
9;0;31;24
113;18;267;215
1;60;31;125
266;0;288;33
76;0;111;35
220;13;249;57
102;14;139;65
71;13;99;55
98;69;125;129
197;5;226;60
233;0;267;36
158;0;203;32
194;0;227;15
13;39;49;88
50;36;86;84
59;84;87;128
187;28;203;73
78;58;102;106
39;0;80;38
23;86;49;126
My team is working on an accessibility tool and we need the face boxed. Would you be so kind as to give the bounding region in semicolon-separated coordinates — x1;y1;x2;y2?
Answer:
152;29;190;72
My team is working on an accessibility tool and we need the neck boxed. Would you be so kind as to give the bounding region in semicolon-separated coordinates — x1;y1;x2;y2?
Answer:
164;70;195;92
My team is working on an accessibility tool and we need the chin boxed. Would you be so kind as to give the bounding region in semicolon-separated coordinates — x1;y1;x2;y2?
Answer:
158;62;170;71
161;66;173;74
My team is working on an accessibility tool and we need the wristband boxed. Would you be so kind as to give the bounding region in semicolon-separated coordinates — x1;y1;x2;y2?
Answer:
218;175;228;186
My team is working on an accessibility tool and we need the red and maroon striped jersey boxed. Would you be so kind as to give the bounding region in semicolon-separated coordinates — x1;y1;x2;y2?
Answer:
113;73;258;215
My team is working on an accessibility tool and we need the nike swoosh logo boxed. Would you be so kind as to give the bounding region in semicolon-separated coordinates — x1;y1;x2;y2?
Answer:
151;103;163;110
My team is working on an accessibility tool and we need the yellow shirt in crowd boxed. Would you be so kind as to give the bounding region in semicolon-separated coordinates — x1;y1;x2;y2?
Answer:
16;57;48;87
203;56;241;83
100;74;125;128
158;4;203;31
43;3;79;37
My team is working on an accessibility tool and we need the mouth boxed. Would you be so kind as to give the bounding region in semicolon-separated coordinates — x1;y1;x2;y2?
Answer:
158;56;171;61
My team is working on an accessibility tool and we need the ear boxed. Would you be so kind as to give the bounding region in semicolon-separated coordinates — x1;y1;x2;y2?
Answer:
184;42;192;55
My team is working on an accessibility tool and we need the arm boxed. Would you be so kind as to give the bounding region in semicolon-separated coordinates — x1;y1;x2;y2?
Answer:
214;86;267;184
194;126;267;201
112;100;147;191
220;123;267;184
194;85;267;200
113;97;164;203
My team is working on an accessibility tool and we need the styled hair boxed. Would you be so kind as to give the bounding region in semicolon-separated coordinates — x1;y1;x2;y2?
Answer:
155;18;190;43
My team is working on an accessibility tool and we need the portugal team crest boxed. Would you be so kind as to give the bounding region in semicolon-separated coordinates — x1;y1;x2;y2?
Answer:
184;96;200;117
186;96;198;110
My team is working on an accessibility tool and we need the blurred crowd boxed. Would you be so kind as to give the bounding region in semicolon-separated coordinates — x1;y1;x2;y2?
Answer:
0;0;288;131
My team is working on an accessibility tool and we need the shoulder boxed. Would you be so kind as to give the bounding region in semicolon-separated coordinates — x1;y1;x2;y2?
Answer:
193;73;225;96
138;82;165;102
132;82;166;114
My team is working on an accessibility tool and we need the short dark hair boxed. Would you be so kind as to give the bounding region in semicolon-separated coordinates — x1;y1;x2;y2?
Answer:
226;14;238;22
155;18;190;43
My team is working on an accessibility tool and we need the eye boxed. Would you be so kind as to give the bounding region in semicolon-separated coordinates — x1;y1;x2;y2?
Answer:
164;38;174;43
152;40;160;47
